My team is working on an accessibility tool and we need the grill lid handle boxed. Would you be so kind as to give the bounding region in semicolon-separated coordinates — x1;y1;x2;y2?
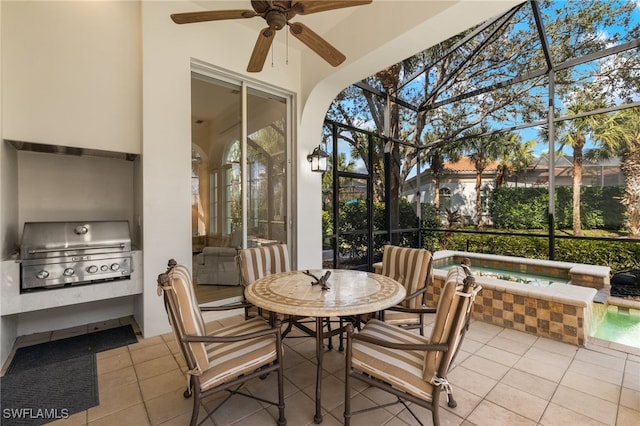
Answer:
27;243;126;254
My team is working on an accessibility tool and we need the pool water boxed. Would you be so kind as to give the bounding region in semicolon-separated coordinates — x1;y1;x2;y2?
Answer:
435;262;568;286
593;309;640;348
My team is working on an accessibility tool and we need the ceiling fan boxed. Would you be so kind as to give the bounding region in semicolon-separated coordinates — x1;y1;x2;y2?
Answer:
171;1;372;72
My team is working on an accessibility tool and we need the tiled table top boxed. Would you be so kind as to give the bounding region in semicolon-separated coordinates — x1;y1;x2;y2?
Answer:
244;269;406;317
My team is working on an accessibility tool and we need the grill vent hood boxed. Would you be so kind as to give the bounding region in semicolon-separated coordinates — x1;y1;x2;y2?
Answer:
6;139;139;161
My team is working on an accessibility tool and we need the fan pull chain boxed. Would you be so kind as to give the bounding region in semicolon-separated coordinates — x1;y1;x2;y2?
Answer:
271;39;275;68
286;26;289;65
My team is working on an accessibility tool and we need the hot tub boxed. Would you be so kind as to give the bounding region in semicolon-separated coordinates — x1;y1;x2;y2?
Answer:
432;250;609;290
427;251;610;346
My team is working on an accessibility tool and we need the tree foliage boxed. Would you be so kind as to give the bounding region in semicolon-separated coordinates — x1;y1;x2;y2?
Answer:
324;0;640;242
589;107;640;236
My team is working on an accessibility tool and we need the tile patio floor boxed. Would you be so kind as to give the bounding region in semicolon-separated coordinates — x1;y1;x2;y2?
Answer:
8;312;640;426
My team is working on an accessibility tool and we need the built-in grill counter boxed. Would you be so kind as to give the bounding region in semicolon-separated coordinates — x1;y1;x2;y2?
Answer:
0;143;144;369
19;221;133;292
1;221;142;318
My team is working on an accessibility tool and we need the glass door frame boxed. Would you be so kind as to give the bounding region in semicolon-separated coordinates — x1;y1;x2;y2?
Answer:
191;60;295;262
323;121;376;271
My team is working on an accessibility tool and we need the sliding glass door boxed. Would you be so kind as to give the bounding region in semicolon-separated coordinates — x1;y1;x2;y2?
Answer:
190;70;291;302
247;88;288;247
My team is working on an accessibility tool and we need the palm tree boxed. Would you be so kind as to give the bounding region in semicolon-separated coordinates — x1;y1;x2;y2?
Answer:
589;107;640;237
422;143;461;210
557;99;607;236
494;133;535;188
461;128;504;228
427;150;446;210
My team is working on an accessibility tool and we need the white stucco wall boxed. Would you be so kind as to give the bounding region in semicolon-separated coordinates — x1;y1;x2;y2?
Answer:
140;0;307;336
1;1;142;153
0;0;144;366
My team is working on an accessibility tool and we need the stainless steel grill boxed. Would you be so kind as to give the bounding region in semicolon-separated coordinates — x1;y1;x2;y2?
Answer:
20;220;133;291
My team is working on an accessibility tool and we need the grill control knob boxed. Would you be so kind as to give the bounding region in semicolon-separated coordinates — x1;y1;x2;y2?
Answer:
74;225;89;235
63;268;75;276
110;263;120;271
36;270;49;279
87;265;99;274
100;265;109;272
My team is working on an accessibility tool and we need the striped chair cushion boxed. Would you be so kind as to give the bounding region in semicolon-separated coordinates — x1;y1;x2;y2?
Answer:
380;245;432;310
167;265;278;390
373;260;424;325
351;319;434;401
352;266;473;400
238;244;290;285
423;266;469;381
168;265;208;370
199;317;278;391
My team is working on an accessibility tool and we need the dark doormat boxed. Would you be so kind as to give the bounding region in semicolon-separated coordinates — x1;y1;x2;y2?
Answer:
0;325;138;425
0;355;96;425
6;325;138;374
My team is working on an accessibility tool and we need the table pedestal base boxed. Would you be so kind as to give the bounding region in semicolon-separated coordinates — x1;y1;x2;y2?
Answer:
315;317;324;424
244;269;407;424
312;316;361;423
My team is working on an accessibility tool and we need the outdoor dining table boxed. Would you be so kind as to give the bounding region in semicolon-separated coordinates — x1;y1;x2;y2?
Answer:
244;268;406;424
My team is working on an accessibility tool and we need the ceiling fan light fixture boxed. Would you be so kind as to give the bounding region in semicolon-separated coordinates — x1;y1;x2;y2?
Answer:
266;10;287;30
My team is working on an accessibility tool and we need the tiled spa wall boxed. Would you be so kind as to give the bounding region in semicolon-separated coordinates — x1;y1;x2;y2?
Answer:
471;286;588;346
428;269;596;346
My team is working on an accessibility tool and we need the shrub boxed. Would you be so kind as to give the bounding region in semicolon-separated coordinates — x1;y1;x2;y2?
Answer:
490;186;624;230
489;187;548;229
555;238;640;273
427;231;640;273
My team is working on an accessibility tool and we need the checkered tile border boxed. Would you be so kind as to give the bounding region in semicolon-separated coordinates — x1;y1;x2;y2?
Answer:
427;276;586;346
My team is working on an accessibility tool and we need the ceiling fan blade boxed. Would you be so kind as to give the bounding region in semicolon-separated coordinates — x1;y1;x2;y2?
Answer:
289;22;345;67
247;28;276;72
292;1;372;15
171;10;257;24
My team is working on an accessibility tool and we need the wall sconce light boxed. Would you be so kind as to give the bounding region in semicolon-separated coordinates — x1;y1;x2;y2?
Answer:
307;145;329;173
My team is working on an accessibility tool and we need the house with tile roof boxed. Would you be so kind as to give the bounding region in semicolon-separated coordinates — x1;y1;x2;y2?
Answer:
404;155;623;225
